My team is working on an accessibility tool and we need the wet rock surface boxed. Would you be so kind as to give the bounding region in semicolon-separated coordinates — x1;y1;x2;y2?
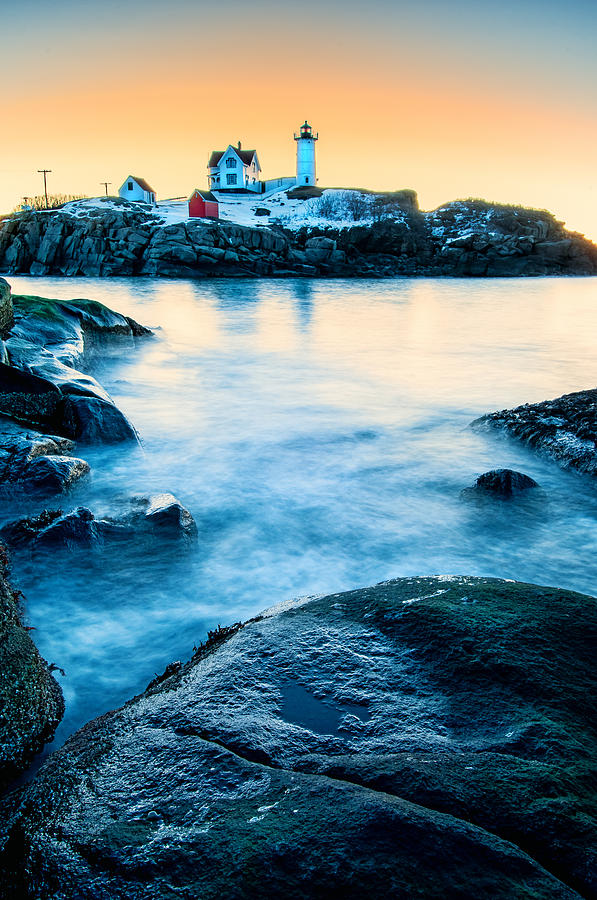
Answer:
0;283;148;445
31;506;100;549
0;424;89;495
0;362;63;429
1;495;198;551
472;388;597;476
0;509;63;547
1;576;594;898
0;550;64;790
59;394;137;443
462;468;540;498
1;290;149;442
136;492;198;538
0;277;13;334
0;196;595;278
19;454;90;493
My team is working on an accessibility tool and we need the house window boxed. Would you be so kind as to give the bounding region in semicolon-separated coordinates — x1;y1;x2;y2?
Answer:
227;174;237;185
226;158;236;168
128;181;133;190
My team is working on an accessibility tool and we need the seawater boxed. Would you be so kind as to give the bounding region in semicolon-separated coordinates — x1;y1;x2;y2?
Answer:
4;275;597;746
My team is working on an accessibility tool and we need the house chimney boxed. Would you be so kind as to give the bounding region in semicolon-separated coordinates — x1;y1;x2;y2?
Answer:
238;141;242;150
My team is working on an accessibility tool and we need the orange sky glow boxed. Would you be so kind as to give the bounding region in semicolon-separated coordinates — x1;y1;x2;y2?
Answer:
2;0;596;241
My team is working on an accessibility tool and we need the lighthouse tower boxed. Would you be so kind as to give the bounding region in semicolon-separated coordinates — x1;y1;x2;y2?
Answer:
294;120;318;186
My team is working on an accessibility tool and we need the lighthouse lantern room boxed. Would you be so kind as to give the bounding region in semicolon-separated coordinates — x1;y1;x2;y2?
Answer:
294;120;318;186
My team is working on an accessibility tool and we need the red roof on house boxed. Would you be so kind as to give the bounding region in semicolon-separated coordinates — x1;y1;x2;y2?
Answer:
131;176;155;193
208;148;258;168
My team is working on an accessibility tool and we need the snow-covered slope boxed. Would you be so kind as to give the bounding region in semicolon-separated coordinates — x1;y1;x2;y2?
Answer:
61;189;413;232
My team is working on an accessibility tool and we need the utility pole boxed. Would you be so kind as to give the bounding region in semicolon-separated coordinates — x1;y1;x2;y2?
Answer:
37;169;52;208
100;182;112;197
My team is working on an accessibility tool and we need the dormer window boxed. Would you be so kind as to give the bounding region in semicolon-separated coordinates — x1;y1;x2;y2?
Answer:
226;158;236;169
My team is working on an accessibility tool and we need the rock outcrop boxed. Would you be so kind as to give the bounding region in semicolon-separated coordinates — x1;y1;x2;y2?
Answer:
1;495;198;550
0;547;64;790
0;284;147;442
1;196;595;278
134;493;198;539
463;468;540;498
0;363;63;429
0;424;89;495
1;576;594;898
472;388;597;476
423;200;597;276
59;395;137;443
0;277;13;335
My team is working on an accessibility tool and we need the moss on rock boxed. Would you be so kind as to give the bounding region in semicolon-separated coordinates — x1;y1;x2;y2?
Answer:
0;576;594;898
0;546;64;790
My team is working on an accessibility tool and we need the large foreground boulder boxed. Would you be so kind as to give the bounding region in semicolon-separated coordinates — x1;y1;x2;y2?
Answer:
1;576;594;898
472;388;597;476
0;549;64;790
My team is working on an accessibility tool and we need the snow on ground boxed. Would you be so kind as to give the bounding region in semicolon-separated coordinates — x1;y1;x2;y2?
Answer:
269;190;382;230
152;200;191;226
147;190;376;230
61;188;409;232
61;198;134;218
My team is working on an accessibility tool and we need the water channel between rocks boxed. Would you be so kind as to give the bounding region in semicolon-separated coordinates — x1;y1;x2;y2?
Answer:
3;275;597;749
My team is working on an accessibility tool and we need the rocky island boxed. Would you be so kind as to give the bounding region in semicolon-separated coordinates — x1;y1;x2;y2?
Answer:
1;191;596;278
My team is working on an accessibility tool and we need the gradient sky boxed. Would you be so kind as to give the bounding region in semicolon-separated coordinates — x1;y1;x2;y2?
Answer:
2;0;596;239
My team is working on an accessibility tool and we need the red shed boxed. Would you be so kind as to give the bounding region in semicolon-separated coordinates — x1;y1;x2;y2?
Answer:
189;189;219;219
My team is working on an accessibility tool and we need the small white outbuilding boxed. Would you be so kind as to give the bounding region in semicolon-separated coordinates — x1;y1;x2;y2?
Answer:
118;176;157;205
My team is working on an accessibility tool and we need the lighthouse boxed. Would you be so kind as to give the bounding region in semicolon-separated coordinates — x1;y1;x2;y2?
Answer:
294;120;318;186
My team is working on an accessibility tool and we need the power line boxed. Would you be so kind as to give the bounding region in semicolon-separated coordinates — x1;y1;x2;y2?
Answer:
37;169;52;208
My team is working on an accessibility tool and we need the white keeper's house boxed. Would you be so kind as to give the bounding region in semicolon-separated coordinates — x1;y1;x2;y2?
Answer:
118;176;157;205
208;143;262;193
207;122;318;195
